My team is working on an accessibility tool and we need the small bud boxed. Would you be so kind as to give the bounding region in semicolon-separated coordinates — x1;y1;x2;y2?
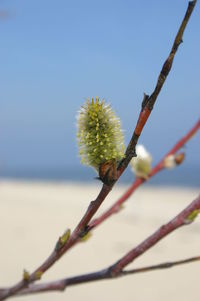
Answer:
77;97;125;184
35;270;43;280
174;152;185;165
80;232;92;242
130;145;152;179
55;228;71;251
98;160;118;185
184;209;200;224
163;152;185;169
119;204;125;210
163;155;176;169
23;269;30;282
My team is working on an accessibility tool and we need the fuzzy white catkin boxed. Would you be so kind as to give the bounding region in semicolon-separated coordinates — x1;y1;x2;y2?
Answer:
130;145;152;178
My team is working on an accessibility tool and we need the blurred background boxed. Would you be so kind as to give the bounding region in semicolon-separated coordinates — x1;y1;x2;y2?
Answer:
0;0;199;186
0;2;200;301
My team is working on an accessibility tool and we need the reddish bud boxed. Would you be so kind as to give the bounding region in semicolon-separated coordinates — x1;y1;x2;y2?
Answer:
175;152;185;165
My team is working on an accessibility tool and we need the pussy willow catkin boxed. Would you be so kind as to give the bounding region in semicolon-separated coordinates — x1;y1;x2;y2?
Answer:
77;97;125;171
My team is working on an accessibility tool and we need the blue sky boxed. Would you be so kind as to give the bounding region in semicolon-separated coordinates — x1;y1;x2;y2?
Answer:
0;0;199;175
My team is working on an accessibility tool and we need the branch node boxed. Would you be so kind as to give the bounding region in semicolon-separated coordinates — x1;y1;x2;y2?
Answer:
99;160;118;185
184;209;200;225
23;270;30;283
55;229;71;252
35;271;43;281
79;225;90;239
141;93;149;111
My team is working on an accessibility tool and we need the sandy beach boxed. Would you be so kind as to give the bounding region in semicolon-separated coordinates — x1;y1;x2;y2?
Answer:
0;180;199;301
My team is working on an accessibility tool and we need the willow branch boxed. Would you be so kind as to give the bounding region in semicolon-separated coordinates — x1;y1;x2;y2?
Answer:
0;2;197;300
89;119;200;229
0;184;113;301
110;194;200;274
17;256;200;295
8;119;199;299
118;0;197;175
122;256;200;275
13;194;200;295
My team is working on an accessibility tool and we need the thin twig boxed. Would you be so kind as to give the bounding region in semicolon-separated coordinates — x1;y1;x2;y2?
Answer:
12;194;200;295
0;184;112;301
122;256;200;275
0;1;197;300
17;256;200;294
4;118;198;299
118;0;197;175
89;119;200;229
110;194;200;275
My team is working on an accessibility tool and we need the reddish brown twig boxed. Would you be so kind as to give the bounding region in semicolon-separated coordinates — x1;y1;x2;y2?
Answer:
118;0;197;176
19;256;199;294
0;1;197;300
0;184;112;301
89;119;200;229
110;194;200;275
11;195;200;295
2;120;197;300
122;255;200;275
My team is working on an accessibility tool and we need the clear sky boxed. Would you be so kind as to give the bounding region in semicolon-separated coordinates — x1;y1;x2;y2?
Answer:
0;0;199;175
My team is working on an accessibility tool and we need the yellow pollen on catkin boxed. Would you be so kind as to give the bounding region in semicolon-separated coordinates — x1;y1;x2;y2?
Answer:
77;97;125;170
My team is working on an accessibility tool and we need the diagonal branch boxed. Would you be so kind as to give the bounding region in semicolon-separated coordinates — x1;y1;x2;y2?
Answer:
12;194;200;296
17;256;200;294
109;194;200;275
122;256;200;275
0;1;197;300
89;119;200;229
118;0;197;175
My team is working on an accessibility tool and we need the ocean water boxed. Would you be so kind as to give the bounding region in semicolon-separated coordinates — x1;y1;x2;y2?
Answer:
0;164;199;188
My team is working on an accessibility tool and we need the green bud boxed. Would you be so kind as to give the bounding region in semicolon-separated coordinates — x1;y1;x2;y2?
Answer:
23;269;30;282
185;209;200;224
55;228;71;251
35;270;43;280
80;232;92;242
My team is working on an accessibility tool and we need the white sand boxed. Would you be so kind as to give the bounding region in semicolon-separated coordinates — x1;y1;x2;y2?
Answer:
0;180;199;301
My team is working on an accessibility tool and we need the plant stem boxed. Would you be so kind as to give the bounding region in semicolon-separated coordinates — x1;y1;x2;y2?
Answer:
118;0;197;175
110;194;200;275
89;119;200;229
13;194;200;295
15;254;200;294
0;1;197;300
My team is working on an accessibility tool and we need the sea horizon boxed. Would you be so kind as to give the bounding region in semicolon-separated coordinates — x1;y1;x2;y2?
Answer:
0;164;199;188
